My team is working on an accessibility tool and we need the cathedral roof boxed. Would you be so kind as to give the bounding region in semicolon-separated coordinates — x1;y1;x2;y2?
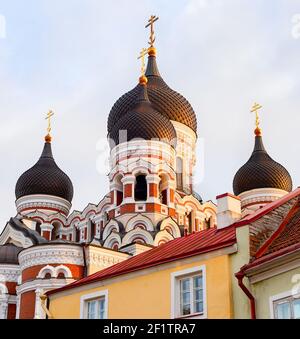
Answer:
15;137;74;203
0;243;22;265
107;52;197;134
233;130;292;196
47;226;236;296
109;80;176;147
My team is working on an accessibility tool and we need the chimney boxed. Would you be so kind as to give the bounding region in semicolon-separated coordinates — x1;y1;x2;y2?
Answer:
216;193;241;229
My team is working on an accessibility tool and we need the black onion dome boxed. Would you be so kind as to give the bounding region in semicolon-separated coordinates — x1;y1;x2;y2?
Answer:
0;244;22;264
15;140;74;202
107;54;197;133
109;83;176;148
233;134;292;196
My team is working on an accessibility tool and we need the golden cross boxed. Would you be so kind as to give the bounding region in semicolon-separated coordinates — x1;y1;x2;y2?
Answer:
251;102;262;130
145;15;159;47
138;48;148;75
45;110;54;134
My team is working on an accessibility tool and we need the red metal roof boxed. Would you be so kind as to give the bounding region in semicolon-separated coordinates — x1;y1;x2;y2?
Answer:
47;226;236;296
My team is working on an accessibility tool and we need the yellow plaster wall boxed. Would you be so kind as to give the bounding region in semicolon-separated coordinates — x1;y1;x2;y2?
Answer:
49;254;233;319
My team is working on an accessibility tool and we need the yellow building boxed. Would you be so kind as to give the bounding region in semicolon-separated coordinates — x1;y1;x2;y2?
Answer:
46;227;237;319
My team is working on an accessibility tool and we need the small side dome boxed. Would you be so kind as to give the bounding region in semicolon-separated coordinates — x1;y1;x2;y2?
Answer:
15;140;74;203
0;244;22;265
109;83;176;148
233;134;292;196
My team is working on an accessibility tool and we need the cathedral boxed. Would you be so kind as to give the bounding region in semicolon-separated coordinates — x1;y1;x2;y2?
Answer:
0;17;294;319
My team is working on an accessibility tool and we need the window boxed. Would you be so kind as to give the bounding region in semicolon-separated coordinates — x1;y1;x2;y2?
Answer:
86;298;106;319
176;157;183;190
134;175;147;201
171;266;206;319
80;290;108;319
274;296;300;319
179;275;203;316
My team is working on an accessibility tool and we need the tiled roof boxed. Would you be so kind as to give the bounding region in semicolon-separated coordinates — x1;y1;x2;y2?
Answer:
241;190;300;272
232;187;300;228
47;226;236;296
264;206;300;256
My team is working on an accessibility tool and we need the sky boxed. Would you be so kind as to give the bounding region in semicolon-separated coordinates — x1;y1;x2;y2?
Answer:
0;0;300;231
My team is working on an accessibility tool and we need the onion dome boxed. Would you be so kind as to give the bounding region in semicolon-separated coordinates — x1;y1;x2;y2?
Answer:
0;243;22;265
15;135;74;203
108;49;197;134
109;77;176;148
233;128;292;196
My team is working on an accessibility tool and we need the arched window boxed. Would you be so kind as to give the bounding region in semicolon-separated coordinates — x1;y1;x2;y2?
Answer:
115;175;123;206
90;221;96;240
134;175;147;201
75;228;80;242
176;157;183;190
51;222;61;240
57;272;66;279
44;273;52;279
159;174;168;205
112;243;119;251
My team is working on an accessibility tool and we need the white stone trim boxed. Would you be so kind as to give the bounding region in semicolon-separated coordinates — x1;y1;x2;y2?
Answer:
121;229;154;247
0;223;34;248
126;215;154;232
171;265;207;319
80;289;108;319
240;188;288;209
0;265;20;283
16;194;71;215
18;245;84;270
85;246;129;270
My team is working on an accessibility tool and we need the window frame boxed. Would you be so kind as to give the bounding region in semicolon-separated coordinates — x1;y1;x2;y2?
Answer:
80;290;108;319
270;290;300;319
171;265;207;319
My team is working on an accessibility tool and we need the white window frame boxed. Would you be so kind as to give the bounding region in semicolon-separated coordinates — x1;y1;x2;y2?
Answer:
171;265;207;319
269;290;300;319
80;290;108;319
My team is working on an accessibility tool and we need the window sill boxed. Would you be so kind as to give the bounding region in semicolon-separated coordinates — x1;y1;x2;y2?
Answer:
175;312;205;319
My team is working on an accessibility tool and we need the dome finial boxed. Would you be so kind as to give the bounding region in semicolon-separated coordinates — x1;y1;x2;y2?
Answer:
138;48;148;85
251;102;262;136
45;110;54;143
145;15;159;56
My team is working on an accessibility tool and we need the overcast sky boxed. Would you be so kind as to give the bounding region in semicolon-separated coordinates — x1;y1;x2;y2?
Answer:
1;0;300;231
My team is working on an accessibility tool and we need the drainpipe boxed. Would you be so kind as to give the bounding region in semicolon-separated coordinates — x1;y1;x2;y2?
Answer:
235;270;256;319
83;244;88;277
40;295;53;319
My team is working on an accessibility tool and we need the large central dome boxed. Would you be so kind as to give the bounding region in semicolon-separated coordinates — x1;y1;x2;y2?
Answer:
109;80;176;147
107;51;197;134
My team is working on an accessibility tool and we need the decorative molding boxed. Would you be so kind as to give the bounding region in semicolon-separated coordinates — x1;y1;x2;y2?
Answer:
18;245;84;270
16;194;71;216
0;265;20;283
85;247;129;270
0;223;33;248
